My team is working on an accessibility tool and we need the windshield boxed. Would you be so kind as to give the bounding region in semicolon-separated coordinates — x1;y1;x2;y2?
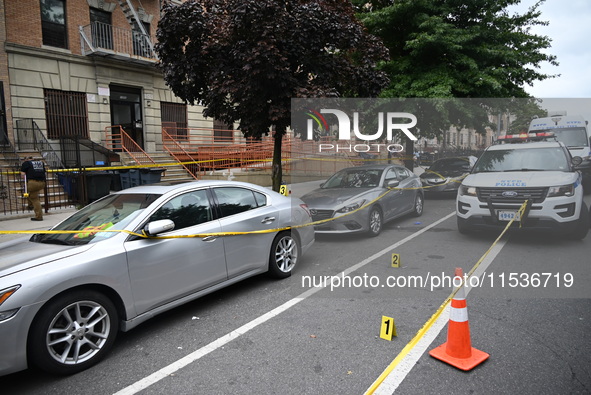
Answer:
322;169;383;188
31;193;161;245
536;127;589;147
429;158;471;172
473;147;570;173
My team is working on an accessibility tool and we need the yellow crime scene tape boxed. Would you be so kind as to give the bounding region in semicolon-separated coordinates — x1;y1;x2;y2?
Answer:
365;199;529;394
1;153;470;237
2;174;529;388
0;186;403;238
0;179;495;238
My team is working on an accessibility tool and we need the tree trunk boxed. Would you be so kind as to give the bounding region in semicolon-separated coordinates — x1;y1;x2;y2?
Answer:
272;132;283;192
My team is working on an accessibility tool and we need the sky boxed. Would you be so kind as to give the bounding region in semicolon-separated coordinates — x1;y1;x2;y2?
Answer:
509;0;591;120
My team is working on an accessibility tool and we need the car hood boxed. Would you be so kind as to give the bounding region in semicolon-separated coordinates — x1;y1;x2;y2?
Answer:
0;238;93;276
463;171;578;188
301;188;374;208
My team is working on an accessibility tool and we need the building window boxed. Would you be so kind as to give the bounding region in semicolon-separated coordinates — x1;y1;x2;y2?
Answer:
161;102;187;138
40;0;68;49
90;7;113;50
44;89;89;139
213;119;233;142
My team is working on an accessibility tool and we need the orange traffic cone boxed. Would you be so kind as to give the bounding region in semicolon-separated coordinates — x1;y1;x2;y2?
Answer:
429;268;489;371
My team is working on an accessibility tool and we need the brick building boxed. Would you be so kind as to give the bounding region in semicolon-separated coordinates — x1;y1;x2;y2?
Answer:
1;0;219;154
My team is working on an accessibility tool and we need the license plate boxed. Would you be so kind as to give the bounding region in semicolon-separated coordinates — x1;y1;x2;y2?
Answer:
498;210;521;222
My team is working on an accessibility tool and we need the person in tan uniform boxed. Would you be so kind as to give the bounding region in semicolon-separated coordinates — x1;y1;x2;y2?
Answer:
20;156;46;221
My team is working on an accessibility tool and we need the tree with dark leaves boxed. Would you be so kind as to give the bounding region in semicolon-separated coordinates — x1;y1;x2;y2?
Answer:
156;0;389;191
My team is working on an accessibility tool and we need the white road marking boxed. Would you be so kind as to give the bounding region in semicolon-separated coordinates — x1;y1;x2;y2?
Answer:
372;238;508;394
114;212;456;395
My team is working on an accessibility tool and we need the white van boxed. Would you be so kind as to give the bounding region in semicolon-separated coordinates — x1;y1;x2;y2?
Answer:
528;114;591;189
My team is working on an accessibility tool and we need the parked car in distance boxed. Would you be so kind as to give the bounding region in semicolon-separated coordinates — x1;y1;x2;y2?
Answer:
420;156;478;195
300;164;424;237
0;180;314;376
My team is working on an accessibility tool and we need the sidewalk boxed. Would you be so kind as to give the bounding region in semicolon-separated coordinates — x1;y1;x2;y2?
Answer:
0;207;78;243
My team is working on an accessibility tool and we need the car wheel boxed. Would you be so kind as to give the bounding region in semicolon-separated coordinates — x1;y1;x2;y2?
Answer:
268;232;299;278
28;290;118;375
412;194;424;217
367;207;383;237
568;203;590;240
457;216;471;235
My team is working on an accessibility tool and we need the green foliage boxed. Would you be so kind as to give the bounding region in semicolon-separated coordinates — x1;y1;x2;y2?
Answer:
358;0;557;137
506;98;548;133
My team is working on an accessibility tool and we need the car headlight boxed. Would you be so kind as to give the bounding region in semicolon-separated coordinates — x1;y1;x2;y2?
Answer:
336;200;366;213
0;286;20;322
458;185;477;196
0;286;19;307
547;184;575;197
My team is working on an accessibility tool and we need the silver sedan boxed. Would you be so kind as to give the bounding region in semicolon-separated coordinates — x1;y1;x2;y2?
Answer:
300;165;424;236
0;180;314;376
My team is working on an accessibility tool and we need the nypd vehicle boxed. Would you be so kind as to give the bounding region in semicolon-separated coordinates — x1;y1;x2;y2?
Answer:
456;133;589;239
529;114;591;191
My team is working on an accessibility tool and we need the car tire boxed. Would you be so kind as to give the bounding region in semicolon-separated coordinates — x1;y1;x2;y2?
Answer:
457;216;471;235
583;177;591;196
412;194;424;217
367;207;383;237
568;203;590;240
28;290;118;375
268;231;299;279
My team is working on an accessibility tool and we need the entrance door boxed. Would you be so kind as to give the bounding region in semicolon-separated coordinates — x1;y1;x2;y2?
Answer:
110;86;143;150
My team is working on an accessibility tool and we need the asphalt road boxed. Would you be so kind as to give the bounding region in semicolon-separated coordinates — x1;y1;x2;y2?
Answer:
1;192;590;394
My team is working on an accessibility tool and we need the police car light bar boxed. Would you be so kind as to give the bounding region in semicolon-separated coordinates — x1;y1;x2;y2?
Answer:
496;132;555;143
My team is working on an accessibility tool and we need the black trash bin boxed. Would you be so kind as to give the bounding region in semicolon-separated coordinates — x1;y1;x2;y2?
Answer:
119;169;141;189
58;172;81;201
139;168;165;185
85;172;113;202
109;170;122;191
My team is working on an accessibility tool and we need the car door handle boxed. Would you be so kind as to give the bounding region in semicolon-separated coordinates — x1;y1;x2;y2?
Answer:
202;236;217;242
261;216;276;224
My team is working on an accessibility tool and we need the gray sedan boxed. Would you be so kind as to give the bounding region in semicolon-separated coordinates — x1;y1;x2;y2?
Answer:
300;165;424;236
0;180;314;376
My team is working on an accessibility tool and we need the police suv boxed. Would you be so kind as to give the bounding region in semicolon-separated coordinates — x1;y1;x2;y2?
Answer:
456;132;589;239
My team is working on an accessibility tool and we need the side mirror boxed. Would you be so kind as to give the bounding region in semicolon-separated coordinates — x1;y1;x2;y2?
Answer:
319;182;325;188
386;179;400;188
144;219;175;236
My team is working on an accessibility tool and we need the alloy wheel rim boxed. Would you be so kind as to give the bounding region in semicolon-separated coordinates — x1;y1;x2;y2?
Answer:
275;236;297;272
370;210;381;233
416;196;423;214
46;301;111;365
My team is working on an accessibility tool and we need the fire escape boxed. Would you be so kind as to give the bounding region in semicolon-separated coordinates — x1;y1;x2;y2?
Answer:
79;0;158;63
